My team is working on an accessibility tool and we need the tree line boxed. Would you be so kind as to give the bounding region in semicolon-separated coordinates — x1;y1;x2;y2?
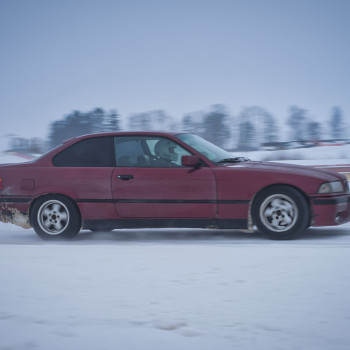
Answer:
8;104;348;154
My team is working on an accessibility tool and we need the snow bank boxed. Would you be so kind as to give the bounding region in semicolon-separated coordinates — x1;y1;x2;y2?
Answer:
239;144;350;164
0;152;29;164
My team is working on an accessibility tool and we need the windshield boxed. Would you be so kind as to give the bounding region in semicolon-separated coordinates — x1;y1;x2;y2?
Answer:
176;133;234;163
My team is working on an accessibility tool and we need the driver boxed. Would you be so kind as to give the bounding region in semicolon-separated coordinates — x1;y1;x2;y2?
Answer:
154;139;179;167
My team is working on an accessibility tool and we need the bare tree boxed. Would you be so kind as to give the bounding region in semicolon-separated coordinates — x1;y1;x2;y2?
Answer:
287;106;308;141
328;107;345;139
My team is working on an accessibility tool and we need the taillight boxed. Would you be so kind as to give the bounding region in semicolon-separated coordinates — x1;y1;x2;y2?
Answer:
0;178;3;190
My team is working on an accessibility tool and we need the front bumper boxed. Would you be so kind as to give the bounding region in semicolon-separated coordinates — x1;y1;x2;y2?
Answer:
311;194;350;226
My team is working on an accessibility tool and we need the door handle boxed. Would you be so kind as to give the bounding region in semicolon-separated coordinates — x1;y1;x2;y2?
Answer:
118;174;134;180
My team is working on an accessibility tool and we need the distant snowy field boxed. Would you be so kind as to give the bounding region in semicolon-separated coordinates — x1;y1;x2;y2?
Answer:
1;148;350;350
239;143;350;165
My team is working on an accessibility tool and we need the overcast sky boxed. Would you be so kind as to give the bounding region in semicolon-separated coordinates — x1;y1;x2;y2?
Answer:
1;0;349;142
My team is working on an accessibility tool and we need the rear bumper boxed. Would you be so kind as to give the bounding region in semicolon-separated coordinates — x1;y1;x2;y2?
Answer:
311;194;350;226
0;197;31;228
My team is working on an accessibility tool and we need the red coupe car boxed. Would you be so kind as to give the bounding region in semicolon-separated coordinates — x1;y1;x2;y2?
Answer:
1;132;349;240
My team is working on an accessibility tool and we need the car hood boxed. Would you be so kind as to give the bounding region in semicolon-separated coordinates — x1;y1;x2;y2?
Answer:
224;161;345;182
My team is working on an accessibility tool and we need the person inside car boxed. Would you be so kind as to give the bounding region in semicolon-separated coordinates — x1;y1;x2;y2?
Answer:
154;139;179;167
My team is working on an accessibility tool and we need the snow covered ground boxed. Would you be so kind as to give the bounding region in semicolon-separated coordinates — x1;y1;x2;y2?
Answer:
1;223;350;350
1;148;350;350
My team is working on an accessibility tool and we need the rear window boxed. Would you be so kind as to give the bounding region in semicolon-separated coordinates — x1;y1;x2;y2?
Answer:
53;137;114;167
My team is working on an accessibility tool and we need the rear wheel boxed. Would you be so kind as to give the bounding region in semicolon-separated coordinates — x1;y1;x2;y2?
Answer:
30;195;81;240
252;186;309;240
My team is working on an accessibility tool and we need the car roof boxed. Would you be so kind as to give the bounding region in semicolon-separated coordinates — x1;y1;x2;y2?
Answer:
65;131;183;143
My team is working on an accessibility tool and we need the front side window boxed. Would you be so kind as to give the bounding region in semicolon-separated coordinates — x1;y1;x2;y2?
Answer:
53;137;114;167
114;136;191;167
176;133;232;163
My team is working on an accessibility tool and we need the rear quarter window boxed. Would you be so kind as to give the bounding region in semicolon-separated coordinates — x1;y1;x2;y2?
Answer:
53;137;114;167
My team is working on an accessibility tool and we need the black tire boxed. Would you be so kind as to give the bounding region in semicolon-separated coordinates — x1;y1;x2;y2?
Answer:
252;185;309;240
30;195;81;240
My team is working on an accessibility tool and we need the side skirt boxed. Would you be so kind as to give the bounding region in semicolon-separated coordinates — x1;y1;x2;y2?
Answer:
82;218;248;230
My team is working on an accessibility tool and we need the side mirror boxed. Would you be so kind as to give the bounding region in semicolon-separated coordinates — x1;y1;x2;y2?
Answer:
182;155;201;168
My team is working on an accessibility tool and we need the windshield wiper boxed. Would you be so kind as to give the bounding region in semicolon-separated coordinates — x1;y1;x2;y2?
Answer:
217;157;250;164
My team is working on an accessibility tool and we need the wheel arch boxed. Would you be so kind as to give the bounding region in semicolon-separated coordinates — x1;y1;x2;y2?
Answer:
29;193;82;227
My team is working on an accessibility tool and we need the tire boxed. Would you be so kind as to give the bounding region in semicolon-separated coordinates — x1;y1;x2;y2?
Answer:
252;186;309;240
30;195;81;240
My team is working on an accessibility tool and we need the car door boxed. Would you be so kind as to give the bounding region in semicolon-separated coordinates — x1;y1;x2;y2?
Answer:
111;135;217;218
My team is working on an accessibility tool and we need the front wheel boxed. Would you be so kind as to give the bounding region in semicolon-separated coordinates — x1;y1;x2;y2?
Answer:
252;186;309;240
30;195;81;240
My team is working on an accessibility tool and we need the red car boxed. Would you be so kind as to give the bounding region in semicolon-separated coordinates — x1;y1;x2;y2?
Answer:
1;132;349;240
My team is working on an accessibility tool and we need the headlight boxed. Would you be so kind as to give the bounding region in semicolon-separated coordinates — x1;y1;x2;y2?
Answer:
318;181;344;194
